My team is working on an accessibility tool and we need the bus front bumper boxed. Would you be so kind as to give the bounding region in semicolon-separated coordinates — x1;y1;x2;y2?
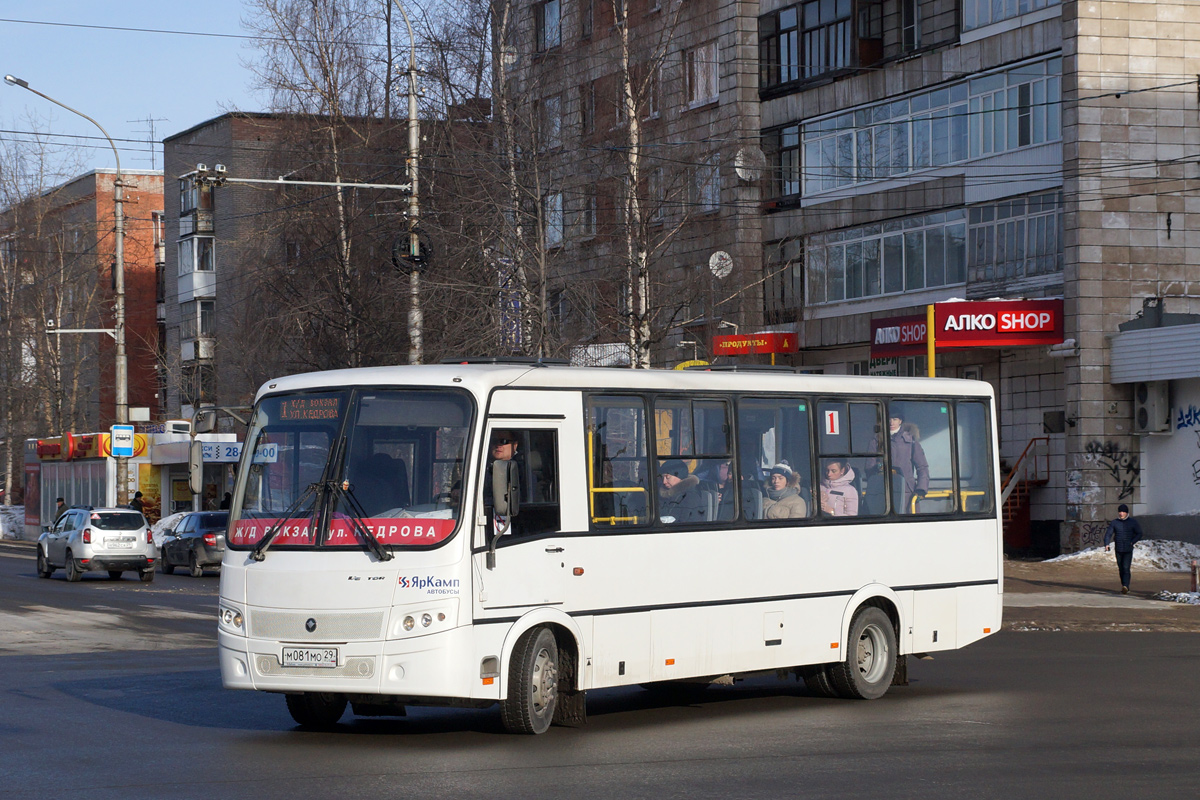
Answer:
218;625;499;702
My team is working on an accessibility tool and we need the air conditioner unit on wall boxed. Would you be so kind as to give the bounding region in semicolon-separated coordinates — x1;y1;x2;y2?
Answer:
1132;381;1169;434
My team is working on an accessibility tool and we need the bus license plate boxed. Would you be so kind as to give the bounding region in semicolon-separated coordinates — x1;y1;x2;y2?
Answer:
282;647;338;668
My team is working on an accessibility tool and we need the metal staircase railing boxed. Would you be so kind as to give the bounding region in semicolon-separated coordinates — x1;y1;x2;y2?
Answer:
1000;436;1049;521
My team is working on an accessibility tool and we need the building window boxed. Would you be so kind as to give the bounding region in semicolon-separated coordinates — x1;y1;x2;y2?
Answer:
968;192;1063;283
684;41;719;107
807;210;967;305
968;60;1062;158
536;0;561;51
900;0;919;51
541;93;562;149
692;155;720;214
964;0;1059;32
581;0;593;38
759;6;800;87
177;236;215;276
764;238;803;325
647;167;666;222
645;65;661;120
179;179;195;215
543;192;564;247
178;178;212;216
580;81;595;135
792;56;1060;198
767;124;802;198
760;0;852;88
180;299;216;340
576;188;597;239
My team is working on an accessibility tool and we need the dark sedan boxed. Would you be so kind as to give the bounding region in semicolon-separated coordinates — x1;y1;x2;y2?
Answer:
159;511;228;577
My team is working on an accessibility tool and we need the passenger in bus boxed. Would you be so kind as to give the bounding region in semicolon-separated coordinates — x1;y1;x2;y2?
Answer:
888;408;929;514
699;460;737;521
762;462;807;519
657;459;706;524
820;459;859;517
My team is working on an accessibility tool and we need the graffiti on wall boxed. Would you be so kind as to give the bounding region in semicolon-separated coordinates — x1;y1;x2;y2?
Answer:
1193;431;1200;488
1083;440;1140;501
1177;404;1200;430
1078;521;1107;549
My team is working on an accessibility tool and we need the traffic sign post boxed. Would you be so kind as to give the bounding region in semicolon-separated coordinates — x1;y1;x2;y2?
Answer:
110;425;135;458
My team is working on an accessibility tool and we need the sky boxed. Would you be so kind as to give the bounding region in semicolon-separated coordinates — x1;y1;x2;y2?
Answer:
0;1;261;175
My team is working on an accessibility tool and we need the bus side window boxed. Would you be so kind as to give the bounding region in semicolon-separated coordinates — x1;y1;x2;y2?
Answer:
956;401;994;513
817;401;883;517
889;399;953;515
587;396;650;528
653;397;734;524
738;397;813;522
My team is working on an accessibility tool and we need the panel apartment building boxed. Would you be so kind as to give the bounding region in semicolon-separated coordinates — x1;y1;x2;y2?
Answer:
505;0;765;365
523;0;1200;550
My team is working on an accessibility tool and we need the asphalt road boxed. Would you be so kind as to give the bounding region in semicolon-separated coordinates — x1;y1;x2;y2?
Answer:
2;540;1199;799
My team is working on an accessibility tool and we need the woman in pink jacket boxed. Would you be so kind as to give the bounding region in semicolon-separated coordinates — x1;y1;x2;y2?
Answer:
820;459;859;517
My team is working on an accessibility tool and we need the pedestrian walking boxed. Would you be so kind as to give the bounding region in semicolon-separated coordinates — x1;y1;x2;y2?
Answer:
1104;503;1144;594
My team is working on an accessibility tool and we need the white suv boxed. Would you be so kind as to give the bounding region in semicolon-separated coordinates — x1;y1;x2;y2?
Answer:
37;507;156;582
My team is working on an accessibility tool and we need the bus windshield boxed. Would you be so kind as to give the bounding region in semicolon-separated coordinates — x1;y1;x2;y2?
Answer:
228;388;473;550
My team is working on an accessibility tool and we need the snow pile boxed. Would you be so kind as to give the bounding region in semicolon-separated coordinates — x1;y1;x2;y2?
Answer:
0;505;25;540
1154;591;1200;605
1047;539;1200;572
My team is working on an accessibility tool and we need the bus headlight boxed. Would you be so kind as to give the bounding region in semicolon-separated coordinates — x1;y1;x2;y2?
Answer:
403;615;416;631
421;613;432;628
219;604;245;635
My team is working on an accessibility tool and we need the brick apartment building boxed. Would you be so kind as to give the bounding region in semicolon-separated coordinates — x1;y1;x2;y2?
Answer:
0;168;164;430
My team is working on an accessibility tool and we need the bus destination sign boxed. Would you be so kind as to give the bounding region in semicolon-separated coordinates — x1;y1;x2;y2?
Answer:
278;396;342;421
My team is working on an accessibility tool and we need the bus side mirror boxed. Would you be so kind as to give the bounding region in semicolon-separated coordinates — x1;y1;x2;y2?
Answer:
491;459;521;519
189;439;204;496
487;460;521;570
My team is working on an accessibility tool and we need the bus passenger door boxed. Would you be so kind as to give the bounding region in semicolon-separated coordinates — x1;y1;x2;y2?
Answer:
473;416;570;611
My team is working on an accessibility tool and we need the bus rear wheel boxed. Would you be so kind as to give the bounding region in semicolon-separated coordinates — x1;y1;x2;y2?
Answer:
797;664;839;698
829;606;897;700
285;692;347;730
501;627;559;734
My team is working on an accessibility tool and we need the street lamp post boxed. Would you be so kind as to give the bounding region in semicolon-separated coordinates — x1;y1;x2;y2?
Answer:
5;75;130;505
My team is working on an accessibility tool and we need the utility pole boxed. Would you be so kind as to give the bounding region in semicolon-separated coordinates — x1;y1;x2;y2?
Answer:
6;75;130;505
391;0;423;365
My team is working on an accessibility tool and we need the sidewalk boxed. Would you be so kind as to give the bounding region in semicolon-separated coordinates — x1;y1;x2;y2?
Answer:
1003;557;1200;631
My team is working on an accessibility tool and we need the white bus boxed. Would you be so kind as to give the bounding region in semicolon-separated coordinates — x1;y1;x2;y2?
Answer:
216;360;1001;733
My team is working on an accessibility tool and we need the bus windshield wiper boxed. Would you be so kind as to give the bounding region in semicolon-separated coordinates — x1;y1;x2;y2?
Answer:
250;483;318;562
332;481;394;562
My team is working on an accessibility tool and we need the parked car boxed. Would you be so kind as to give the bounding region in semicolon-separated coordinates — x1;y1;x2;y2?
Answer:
37;508;155;582
151;511;187;549
160;511;228;577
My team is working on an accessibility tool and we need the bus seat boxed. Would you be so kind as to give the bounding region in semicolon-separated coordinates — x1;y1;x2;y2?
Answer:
699;488;718;522
353;453;410;515
742;482;763;521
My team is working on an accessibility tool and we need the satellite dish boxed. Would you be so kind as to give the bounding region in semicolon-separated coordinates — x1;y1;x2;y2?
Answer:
734;147;766;182
709;250;734;279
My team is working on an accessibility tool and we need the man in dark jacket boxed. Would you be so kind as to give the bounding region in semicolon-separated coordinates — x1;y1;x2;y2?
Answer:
658;459;706;524
888;408;929;514
1104;503;1144;594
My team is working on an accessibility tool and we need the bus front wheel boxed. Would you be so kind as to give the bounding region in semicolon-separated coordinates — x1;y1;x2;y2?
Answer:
285;692;347;730
501;627;559;734
829;607;896;700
